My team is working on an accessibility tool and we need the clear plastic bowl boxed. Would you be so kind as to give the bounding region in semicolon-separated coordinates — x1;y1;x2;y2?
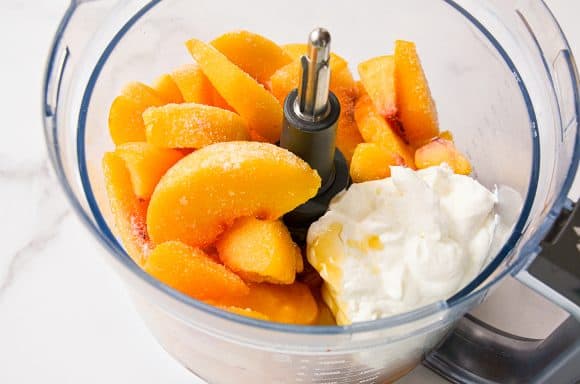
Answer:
43;0;579;382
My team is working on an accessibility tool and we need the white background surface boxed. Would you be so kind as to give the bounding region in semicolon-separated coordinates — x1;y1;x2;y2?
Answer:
0;1;577;383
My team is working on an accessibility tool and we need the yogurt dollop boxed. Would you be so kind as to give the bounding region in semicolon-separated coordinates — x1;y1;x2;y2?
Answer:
306;165;498;325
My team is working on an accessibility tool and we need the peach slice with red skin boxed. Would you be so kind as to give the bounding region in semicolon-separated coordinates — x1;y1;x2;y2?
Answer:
216;217;301;284
144;241;249;301
354;94;415;168
394;40;439;146
114;142;184;199
102;152;150;266
211;30;292;85
358;55;397;118
186;39;283;143
415;138;472;175
146;141;321;248
143;103;249;149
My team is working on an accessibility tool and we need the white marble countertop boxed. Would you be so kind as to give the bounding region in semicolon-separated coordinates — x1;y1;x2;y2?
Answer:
0;1;578;383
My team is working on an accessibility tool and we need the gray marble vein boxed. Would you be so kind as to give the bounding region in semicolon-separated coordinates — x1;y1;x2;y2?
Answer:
0;210;70;301
0;156;72;301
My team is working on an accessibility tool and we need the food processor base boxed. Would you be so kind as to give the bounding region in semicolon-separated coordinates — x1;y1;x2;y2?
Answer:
425;201;580;384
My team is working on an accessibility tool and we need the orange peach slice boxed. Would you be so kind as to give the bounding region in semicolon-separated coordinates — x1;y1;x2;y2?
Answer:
281;43;348;71
102;152;150;265
333;68;363;165
153;74;184;104
211;30;292;85
186;39;283;143
143;103;249;149
108;82;164;145
114;142;183;199
268;57;352;106
336;113;364;165
144;241;249;301
350;143;404;183
217;282;318;325
415;138;472;175
171;64;214;104
267;59;301;105
170;65;233;110
355;94;415;168
208;86;234;111
358;55;396;118
216;217;301;284
121;82;164;106
269;61;362;164
394;40;439;146
147;141;321;247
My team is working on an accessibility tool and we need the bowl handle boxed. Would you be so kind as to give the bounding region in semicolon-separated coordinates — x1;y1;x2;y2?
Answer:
425;199;580;383
44;0;116;166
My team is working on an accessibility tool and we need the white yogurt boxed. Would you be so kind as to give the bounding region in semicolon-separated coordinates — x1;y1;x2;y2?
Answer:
307;165;498;325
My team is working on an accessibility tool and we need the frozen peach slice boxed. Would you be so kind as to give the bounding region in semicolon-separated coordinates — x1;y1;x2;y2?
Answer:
358;55;397;118
216;217;301;284
350;143;404;183
249;130;269;142
331;66;358;102
268;58;352;106
211;30;292;85
336;113;364;165
102;152;150;266
108;82;164;145
153;74;184;104
332;68;363;164
208;86;234;111
268;61;362;163
121;82;164;106
267;59;300;105
114;142;183;199
281;43;348;70
216;305;270;321
394;40;439;146
186;39;283;143
217;282;318;325
144;241;249;301
415;138;472;175
170;65;232;110
355;94;415;168
144;103;249;149
171;64;214;104
147;141;321;247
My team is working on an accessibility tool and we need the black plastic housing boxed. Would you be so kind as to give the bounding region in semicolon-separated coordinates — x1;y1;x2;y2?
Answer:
280;89;349;244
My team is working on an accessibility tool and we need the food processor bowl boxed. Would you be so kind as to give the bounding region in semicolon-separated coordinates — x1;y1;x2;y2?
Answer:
43;0;579;382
